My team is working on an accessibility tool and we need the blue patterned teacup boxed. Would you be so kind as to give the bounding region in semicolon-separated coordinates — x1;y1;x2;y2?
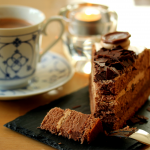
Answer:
0;5;64;90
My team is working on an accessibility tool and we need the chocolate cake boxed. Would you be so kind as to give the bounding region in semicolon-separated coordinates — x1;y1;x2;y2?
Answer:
40;107;103;144
90;31;150;131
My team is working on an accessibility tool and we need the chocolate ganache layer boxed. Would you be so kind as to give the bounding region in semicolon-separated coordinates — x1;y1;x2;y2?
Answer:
94;46;137;81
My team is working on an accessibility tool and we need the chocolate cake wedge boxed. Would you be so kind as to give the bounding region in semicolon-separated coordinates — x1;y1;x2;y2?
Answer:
90;31;150;132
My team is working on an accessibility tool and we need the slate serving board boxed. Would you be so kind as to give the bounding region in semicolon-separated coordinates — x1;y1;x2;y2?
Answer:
4;86;150;150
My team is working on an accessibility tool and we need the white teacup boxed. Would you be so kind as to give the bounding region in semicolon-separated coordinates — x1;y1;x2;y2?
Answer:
0;5;64;90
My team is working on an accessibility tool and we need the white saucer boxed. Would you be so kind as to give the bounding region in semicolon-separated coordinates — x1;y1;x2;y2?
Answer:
0;52;74;100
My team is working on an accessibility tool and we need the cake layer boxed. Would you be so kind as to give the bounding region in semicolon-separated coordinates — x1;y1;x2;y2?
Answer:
59;109;89;142
40;107;64;134
101;80;150;131
40;108;103;144
92;70;146;104
94;69;149;113
95;73;150;117
91;69;150;117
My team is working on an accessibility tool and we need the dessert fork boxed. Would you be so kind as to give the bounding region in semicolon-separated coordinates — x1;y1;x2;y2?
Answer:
109;129;150;146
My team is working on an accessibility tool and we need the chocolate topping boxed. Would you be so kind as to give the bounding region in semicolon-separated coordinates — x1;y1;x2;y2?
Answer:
94;46;137;81
102;32;131;44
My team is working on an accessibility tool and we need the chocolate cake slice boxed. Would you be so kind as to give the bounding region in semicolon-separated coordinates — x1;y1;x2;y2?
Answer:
40;107;103;144
90;32;150;131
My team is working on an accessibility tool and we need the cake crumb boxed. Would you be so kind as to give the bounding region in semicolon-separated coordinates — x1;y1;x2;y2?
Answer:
121;126;137;131
104;130;109;136
136;115;148;122
129;116;140;124
129;114;148;124
146;107;150;112
58;142;62;145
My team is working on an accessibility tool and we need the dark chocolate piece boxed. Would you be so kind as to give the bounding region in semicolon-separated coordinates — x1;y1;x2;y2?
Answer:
106;67;118;80
94;46;137;81
102;31;131;44
129;117;140;124
72;105;81;109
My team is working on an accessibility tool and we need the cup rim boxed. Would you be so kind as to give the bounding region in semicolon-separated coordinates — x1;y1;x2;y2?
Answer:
0;5;46;31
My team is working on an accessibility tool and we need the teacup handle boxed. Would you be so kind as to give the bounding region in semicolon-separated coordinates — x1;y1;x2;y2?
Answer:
39;16;65;61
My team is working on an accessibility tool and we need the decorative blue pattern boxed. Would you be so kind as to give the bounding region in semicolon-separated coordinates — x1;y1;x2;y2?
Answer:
3;50;29;77
0;52;74;100
13;38;22;47
0;30;39;80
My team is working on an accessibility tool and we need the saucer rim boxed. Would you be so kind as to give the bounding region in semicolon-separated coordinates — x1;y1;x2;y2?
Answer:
0;51;74;100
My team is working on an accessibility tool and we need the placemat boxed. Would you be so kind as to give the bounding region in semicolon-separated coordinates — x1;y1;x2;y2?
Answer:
4;86;150;150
